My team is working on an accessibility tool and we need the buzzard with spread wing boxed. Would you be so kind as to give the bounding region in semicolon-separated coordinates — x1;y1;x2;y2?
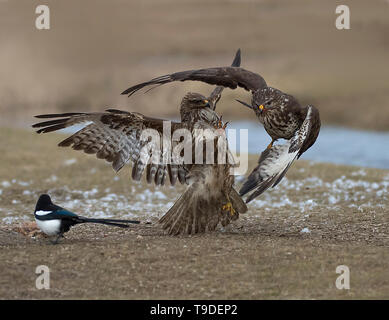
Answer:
32;50;247;234
122;60;320;203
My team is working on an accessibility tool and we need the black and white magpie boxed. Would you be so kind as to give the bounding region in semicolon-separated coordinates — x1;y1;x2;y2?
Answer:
34;194;140;244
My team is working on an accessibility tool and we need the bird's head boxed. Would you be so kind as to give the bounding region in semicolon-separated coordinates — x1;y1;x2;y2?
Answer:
236;99;269;117
35;194;53;211
236;87;294;117
182;92;211;109
180;92;212;121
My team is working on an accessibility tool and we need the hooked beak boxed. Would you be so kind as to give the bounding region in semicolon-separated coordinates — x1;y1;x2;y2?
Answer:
236;100;264;113
236;99;253;110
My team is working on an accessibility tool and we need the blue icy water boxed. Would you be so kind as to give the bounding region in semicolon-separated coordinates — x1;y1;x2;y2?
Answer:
226;121;389;169
62;122;389;169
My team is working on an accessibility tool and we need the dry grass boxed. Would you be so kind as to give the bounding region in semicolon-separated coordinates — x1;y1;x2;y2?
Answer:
0;127;388;299
1;0;389;130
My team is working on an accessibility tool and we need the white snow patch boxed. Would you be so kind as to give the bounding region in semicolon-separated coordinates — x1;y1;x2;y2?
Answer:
242;174;387;213
2;215;30;224
328;195;339;204
101;193;118;201
1;181;11;188
154;191;167;200
83;188;99;198
46;175;58;183
18;181;30;187
63;158;77;166
351;169;367;177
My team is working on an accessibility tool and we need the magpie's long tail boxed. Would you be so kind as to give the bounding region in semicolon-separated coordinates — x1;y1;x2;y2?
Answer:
78;217;140;228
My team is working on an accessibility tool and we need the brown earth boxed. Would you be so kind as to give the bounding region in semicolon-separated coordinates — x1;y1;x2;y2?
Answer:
0;127;388;299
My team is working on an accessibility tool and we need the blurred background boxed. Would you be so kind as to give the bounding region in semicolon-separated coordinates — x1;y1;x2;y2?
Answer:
1;0;388;131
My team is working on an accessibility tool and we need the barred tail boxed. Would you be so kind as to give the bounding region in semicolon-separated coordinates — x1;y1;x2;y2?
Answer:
159;185;207;235
159;185;247;235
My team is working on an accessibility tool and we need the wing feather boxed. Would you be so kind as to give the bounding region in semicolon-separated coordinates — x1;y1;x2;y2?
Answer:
240;105;320;203
32;110;187;186
122;66;266;97
208;49;241;110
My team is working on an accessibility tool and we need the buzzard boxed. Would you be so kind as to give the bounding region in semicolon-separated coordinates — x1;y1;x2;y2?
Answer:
32;49;247;235
121;61;320;203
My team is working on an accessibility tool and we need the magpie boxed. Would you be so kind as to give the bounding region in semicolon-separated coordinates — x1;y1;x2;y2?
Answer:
34;194;140;244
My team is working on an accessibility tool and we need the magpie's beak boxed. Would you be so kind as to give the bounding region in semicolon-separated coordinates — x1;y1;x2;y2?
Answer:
236;99;253;110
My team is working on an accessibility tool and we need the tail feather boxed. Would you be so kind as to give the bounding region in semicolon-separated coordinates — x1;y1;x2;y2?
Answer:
79;217;140;228
159;185;195;235
230;187;248;213
34;112;86;119
159;184;247;235
96;218;140;224
166;193;193;235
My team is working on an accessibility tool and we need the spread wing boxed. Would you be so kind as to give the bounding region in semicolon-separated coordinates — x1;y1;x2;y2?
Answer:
240;105;320;203
208;48;241;110
32;109;189;186
121;63;266;97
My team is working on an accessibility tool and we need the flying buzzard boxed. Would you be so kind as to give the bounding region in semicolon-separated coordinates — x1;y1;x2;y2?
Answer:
121;62;320;203
32;50;247;235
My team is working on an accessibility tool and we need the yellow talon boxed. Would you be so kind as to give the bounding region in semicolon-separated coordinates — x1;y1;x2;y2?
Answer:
222;201;236;216
216;120;223;129
214;115;224;129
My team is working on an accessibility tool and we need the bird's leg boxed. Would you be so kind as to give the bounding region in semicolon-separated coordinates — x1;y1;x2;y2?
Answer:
50;233;62;245
214;115;229;130
267;138;277;150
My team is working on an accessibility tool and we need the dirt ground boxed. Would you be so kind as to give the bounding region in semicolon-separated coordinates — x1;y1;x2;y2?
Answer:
0;127;388;299
1;0;388;301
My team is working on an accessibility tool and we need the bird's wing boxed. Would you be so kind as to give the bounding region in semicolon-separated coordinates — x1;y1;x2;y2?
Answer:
46;208;80;221
208;49;241;110
240;105;320;203
32;109;188;186
296;105;321;157
121;66;266;97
